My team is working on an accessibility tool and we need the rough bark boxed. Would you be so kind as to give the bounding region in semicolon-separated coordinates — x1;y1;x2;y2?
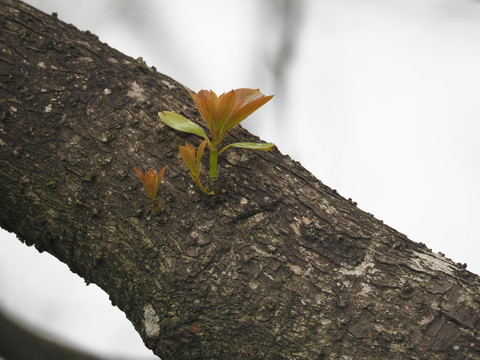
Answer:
1;1;479;359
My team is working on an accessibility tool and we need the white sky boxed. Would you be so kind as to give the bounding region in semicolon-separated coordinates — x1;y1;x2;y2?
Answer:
1;0;479;358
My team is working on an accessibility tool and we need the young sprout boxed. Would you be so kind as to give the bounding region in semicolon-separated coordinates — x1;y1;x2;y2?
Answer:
178;140;209;194
134;166;166;213
159;88;274;192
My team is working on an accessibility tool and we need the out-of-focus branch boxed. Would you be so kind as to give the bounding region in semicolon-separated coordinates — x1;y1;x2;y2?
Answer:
0;308;107;360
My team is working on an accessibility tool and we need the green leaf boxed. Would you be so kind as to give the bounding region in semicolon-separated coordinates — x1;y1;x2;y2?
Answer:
159;111;208;139
219;142;275;155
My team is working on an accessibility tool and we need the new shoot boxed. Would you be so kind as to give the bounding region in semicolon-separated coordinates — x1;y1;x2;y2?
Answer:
134;166;167;213
159;88;274;192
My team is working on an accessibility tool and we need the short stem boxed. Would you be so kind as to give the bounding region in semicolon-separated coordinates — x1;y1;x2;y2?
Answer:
151;200;164;214
209;147;218;182
194;174;209;194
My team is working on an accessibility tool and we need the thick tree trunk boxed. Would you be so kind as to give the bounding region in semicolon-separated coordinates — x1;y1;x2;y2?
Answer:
1;1;479;359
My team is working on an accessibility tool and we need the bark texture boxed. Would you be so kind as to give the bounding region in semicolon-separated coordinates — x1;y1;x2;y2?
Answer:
1;1;480;359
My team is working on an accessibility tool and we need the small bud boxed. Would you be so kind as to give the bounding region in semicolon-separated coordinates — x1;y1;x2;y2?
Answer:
134;166;167;213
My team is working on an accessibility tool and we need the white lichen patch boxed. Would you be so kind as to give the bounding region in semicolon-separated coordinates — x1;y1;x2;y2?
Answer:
315;294;326;306
251;244;271;258
411;250;456;276
127;81;146;101
37;61;46;68
288;264;303;275
320;197;339;216
104;88;111;95
161;80;176;89
289;222;301;237
80;56;93;63
143;304;160;338
44;104;52;113
339;257;377;276
246;212;266;226
320;318;332;326
302;217;312;225
418;313;436;327
359;282;373;296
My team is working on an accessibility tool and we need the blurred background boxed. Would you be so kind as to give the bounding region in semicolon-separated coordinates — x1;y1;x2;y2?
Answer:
1;0;479;358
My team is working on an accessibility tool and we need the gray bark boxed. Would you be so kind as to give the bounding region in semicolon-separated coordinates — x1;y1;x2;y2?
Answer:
1;0;479;359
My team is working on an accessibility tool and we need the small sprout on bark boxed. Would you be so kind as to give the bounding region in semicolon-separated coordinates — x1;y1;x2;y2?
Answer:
178;140;209;194
134;166;167;213
159;88;274;192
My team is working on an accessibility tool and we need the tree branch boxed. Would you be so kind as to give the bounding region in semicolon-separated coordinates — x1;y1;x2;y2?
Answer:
1;0;479;358
0;308;107;360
